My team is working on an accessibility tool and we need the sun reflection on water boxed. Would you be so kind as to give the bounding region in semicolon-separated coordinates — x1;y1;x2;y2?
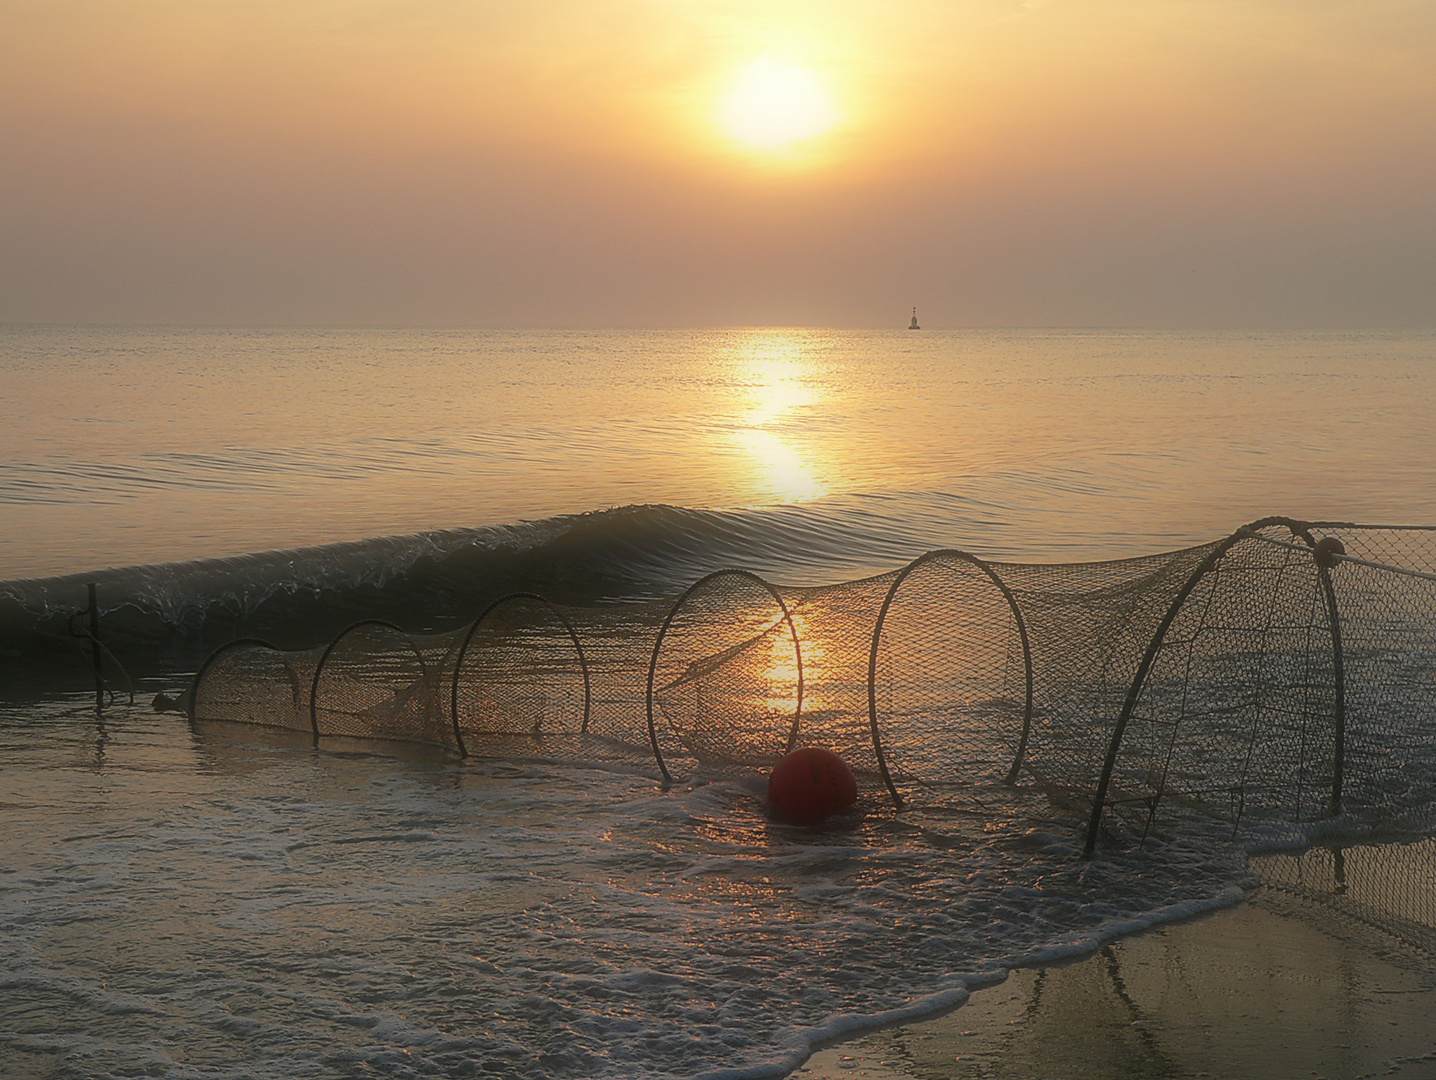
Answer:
729;332;828;503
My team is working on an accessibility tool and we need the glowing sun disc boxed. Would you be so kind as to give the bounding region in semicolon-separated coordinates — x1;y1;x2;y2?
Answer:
722;59;836;151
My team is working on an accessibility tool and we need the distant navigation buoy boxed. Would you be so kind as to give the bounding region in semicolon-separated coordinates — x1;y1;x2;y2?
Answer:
768;747;858;822
908;307;920;330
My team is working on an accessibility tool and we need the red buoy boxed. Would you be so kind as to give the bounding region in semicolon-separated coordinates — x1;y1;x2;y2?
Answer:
768;747;858;823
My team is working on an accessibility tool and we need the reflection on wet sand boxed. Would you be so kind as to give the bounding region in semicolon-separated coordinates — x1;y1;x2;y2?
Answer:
795;839;1436;1080
1255;838;1436;957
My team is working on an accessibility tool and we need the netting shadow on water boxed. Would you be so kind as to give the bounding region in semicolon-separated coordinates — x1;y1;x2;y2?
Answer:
183;516;1436;858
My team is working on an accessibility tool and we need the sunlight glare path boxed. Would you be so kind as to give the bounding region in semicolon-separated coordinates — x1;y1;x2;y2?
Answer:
733;332;826;503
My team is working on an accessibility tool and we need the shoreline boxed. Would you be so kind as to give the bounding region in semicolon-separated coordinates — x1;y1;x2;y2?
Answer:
790;886;1436;1080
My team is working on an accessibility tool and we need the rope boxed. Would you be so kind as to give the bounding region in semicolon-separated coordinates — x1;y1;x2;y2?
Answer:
1239;529;1436;584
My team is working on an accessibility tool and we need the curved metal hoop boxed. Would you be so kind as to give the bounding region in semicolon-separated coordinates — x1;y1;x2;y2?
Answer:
1080;516;1345;858
866;549;1034;810
645;568;805;785
448;592;593;758
309;619;424;748
187;637;289;724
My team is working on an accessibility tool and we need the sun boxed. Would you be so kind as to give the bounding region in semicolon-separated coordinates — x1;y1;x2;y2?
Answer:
720;59;837;152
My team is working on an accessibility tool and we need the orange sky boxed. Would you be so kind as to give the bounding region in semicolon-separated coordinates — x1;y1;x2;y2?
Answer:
1;0;1433;326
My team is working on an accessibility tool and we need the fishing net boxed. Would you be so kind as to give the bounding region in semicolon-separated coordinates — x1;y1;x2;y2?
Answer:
648;570;803;775
1255;836;1436;963
185;517;1436;855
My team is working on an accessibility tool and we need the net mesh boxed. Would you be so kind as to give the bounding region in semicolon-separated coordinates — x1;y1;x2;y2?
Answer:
649;571;802;775
778;574;895;787
1108;529;1341;837
187;518;1436;853
866;553;1029;795
452;594;591;759
312;620;441;745
1255;836;1436;963
193;638;312;734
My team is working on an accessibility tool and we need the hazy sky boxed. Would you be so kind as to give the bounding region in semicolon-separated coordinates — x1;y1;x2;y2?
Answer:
2;1;1433;327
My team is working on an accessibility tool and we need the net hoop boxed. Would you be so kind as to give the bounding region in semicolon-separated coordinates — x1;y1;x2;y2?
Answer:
645;568;804;784
448;591;593;758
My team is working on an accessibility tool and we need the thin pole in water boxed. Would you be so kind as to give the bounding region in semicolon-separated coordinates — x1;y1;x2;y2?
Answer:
87;582;103;711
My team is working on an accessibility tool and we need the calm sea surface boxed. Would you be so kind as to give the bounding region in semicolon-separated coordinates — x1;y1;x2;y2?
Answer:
3;326;1434;579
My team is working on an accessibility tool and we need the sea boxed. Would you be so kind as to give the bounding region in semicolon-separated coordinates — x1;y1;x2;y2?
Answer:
2;325;1435;1079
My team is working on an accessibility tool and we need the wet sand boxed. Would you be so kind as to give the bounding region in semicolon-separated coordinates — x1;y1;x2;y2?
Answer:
792;888;1436;1080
